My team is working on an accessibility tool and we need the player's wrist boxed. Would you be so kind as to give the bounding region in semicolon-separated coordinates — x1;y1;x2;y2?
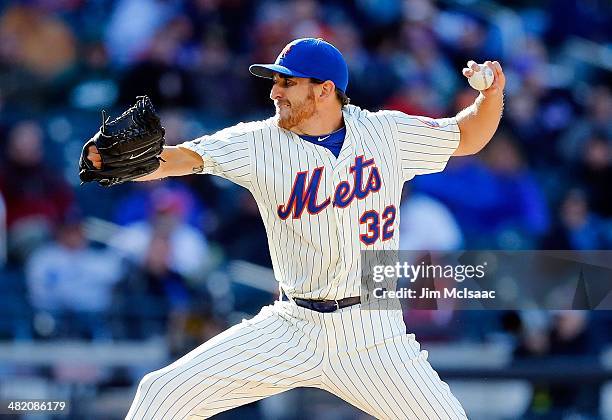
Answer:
481;88;503;100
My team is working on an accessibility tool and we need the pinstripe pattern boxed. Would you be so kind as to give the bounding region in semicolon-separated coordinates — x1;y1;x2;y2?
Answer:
131;105;467;419
127;302;466;419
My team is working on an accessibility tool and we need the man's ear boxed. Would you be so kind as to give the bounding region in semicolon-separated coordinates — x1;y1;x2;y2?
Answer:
319;81;336;100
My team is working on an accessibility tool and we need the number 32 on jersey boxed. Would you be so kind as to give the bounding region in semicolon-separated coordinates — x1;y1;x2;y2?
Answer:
359;205;396;245
277;155;396;245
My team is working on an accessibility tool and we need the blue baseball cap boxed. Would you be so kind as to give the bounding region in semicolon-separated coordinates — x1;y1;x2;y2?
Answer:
249;38;349;93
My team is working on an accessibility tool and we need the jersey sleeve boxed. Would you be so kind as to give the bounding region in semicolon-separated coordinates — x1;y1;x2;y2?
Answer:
178;122;255;189
385;111;460;181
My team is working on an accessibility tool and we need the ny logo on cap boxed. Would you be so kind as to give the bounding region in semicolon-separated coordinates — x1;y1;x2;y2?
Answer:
279;44;293;60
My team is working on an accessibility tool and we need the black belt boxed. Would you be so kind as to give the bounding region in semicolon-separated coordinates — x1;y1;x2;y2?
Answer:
282;291;361;313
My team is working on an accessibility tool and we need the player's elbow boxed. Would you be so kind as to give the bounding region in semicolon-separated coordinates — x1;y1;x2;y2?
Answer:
174;146;205;174
452;133;490;156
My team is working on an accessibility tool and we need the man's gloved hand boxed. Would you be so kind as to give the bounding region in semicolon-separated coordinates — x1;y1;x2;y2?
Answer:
79;95;165;187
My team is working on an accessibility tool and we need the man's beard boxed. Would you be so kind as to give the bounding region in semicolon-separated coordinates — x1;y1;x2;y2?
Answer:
276;87;316;130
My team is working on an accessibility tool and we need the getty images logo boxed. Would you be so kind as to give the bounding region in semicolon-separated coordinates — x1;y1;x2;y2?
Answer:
372;261;488;283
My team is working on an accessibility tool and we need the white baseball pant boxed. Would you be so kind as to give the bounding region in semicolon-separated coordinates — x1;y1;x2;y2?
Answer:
126;300;467;419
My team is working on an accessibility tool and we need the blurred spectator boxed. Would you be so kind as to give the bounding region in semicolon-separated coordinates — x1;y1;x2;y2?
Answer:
505;88;549;164
355;0;402;27
115;231;192;339
545;0;611;45
434;12;492;71
384;82;444;118
392;23;458;106
414;132;549;248
185;0;254;53
0;121;74;262
189;33;252;116
104;0;176;66
53;41;119;110
503;35;553;161
24;211;123;339
0;4;76;79
0;24;42;111
511;311;594;359
158;110;191;146
351;42;400;109
251;2;304;65
112;181;206;229
508;36;550;95
0;4;77;111
577;133;611;216
166;302;227;358
399;189;463;251
137;233;191;310
509;311;600;418
218;190;272;267
287;0;330;39
326;22;370;102
110;187;210;280
480;133;551;244
558;85;611;165
543;189;612;250
119;16;197;107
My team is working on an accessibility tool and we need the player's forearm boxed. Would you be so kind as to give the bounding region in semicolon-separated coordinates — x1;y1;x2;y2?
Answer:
135;146;204;181
454;90;504;156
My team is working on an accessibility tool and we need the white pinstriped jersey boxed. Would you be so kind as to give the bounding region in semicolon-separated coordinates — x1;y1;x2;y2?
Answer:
181;104;460;300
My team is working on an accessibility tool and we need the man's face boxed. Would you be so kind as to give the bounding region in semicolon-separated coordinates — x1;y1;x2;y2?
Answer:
270;74;317;130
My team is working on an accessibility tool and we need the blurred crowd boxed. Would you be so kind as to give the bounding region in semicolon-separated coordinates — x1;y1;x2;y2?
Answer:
0;0;610;418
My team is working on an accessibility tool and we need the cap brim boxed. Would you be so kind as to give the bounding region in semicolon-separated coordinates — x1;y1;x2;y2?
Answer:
249;64;311;80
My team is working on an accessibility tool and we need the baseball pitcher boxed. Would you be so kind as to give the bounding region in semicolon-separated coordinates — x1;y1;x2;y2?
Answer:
80;38;505;419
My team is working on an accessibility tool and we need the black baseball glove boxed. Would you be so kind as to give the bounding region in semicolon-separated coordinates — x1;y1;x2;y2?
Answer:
79;95;165;187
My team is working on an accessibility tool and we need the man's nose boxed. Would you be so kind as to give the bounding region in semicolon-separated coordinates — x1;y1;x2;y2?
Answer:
270;83;283;101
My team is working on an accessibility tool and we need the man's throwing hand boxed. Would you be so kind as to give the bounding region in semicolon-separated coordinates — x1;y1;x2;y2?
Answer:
462;60;506;97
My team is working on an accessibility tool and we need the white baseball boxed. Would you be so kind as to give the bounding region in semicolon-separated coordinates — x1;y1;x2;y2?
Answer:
468;64;494;91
